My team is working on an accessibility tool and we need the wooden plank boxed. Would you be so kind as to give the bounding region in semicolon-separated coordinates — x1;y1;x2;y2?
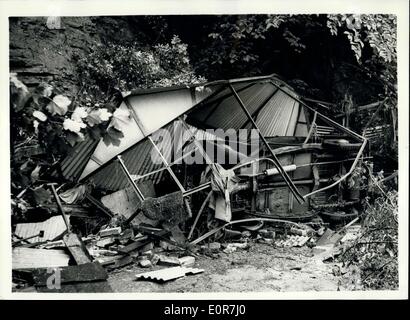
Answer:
32;262;108;286
12;247;70;269
26;204;91;217
117;238;152;254
36;281;112;293
106;255;134;271
63;233;92;265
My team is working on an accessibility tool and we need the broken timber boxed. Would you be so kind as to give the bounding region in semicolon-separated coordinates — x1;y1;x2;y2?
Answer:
12;247;70;269
48;183;92;265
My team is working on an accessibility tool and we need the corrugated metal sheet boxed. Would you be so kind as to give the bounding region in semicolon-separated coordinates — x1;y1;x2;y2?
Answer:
86;121;227;191
251;91;300;136
79;84;224;181
60;75;303;186
88;138;163;191
60;137;99;181
14;215;68;243
135;266;204;282
191;83;273;127
188;82;301;137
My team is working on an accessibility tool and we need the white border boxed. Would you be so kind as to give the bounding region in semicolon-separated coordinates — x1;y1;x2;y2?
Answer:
0;0;408;300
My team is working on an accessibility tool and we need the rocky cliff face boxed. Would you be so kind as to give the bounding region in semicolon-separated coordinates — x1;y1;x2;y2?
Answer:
9;16;141;96
10;17;96;95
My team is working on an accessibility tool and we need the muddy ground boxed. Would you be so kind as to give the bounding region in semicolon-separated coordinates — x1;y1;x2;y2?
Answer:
108;242;346;292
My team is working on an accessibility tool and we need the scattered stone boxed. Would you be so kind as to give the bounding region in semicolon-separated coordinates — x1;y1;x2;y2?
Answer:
226;242;249;249
118;228;134;244
96;237;115;248
139;258;153;268
258;229;276;239
140;242;154;253
275;235;310;247
223;246;237;254
150;254;160;266
290;226;308;236
142;250;153;257
257;237;274;244
340;224;361;244
158;255;181;266
208;242;221;252
241;231;252;238
89;248;118;257
160;240;178;251
153;247;165;254
316;227;326;237
179;256;195;267
290;266;302;271
99;227;121;237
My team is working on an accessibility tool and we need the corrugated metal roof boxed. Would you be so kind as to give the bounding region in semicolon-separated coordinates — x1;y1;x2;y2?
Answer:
122;74;282;98
187;82;301;137
60;75;303;186
85;120;233;191
252;90;300;136
14;215;68;243
78;84;224;181
88;137;163;191
60;137;99;181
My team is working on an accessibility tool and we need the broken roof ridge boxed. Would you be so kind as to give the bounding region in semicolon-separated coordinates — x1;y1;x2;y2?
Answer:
121;73;287;98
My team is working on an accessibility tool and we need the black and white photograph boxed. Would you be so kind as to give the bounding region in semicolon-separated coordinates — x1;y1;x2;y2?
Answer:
0;0;408;301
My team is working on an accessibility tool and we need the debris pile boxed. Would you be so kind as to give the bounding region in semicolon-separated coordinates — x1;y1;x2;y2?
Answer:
11;75;374;292
12;179;366;291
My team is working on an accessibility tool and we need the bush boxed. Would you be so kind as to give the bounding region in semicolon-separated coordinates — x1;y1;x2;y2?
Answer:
77;35;206;95
339;182;398;290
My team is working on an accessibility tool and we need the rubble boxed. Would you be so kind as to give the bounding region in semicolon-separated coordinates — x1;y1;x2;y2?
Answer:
157;255;181;266
139;258;153;268
207;242;221;252
275;235;311;247
179;256;195;267
258;229;276;239
99;227;122;237
95;237;116;248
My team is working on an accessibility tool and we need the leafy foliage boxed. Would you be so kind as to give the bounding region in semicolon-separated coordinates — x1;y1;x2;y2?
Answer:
9;73;126;216
338;175;398;290
76;35;206;95
327;14;396;63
